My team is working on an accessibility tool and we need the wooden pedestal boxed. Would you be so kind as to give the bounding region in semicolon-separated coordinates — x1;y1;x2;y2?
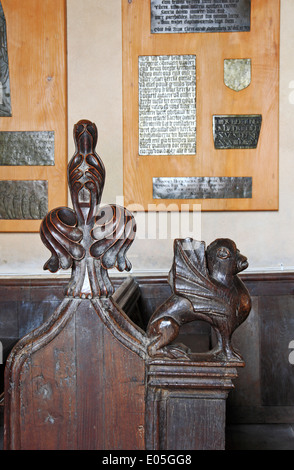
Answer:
146;360;237;450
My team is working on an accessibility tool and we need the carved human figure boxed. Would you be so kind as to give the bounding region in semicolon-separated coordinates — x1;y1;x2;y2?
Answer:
40;119;136;298
147;237;251;362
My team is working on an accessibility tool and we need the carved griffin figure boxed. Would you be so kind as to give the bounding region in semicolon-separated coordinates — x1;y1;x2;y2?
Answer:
40;119;136;298
147;237;251;362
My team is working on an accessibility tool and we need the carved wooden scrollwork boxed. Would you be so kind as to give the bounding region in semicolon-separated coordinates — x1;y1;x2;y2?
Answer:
40;119;136;298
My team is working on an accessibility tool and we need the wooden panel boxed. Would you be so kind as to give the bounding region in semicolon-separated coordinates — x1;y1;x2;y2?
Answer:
75;302;104;449
0;0;67;232
75;301;146;450
259;296;294;406
103;324;146;450
4;297;146;450
19;307;77;450
122;0;280;211
166;396;225;450
228;287;294;422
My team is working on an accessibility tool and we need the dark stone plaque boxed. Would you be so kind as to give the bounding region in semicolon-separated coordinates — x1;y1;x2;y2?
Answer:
0;2;11;116
0;180;48;219
0;131;55;165
151;0;251;34
213;115;262;149
153;176;252;199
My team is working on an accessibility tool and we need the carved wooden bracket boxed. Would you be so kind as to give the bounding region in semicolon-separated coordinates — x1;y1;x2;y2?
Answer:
40;120;136;298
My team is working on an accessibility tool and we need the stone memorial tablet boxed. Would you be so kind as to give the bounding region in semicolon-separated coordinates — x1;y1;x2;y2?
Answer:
139;55;196;155
213;115;262;149
0;131;55;165
153;176;252;199
151;0;251;34
0;180;48;219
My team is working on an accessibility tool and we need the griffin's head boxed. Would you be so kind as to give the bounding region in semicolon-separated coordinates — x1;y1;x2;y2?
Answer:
206;238;248;285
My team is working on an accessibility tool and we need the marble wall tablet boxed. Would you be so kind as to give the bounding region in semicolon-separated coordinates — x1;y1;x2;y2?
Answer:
151;0;251;34
0;180;48;219
0;131;55;165
213;115;262;149
153;176;252;199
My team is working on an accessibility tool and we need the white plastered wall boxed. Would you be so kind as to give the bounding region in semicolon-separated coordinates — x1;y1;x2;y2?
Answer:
0;0;294;276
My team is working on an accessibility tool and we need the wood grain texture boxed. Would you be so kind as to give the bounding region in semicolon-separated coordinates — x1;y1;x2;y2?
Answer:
165;396;225;450
0;0;67;232
122;0;280;211
4;298;146;450
259;295;294;406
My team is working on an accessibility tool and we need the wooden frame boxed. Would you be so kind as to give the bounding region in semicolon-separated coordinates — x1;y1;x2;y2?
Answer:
122;0;280;211
0;0;67;232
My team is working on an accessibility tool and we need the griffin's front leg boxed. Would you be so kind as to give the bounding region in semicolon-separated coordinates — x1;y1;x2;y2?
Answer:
147;317;180;357
146;295;195;359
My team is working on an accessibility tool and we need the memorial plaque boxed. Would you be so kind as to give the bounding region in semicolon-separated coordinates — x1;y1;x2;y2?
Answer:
0;180;48;219
153;176;252;199
0;2;11;116
151;0;251;34
0;131;55;165
224;59;251;91
213;115;262;149
139;55;196;155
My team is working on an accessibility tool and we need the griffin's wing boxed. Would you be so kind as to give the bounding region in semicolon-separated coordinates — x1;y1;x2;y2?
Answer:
90;204;136;272
171;238;230;315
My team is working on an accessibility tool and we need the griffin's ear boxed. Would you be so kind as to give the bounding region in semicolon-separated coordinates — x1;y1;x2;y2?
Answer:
216;246;231;260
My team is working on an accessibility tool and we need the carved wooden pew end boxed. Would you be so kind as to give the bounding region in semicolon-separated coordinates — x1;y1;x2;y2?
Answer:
3;121;251;450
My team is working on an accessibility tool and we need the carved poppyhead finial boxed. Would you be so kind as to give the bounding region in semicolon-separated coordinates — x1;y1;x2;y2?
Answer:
40;119;136;299
73;119;98;151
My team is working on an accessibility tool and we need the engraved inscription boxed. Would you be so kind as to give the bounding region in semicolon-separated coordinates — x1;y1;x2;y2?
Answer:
0;2;11;116
153;176;252;199
0;131;55;165
139;55;196;155
0;181;48;219
213;115;262;149
151;0;251;34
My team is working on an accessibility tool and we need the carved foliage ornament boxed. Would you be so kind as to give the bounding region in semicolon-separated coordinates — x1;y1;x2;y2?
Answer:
40;120;136;298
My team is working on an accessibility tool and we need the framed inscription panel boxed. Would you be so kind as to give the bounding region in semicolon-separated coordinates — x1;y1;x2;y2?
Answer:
122;0;280;211
0;0;67;231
